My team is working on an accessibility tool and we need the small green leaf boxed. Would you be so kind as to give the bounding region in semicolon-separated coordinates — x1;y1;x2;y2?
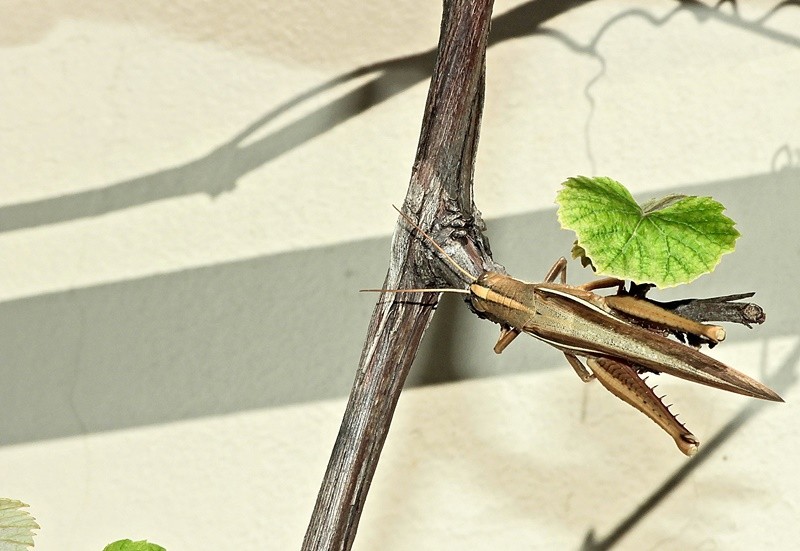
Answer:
103;540;166;551
556;176;740;288
0;499;39;551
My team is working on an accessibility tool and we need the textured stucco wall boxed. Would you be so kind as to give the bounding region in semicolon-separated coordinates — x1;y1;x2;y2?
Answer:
1;1;799;549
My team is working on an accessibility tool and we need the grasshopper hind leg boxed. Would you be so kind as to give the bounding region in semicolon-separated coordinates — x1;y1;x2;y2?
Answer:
586;356;699;456
563;352;699;456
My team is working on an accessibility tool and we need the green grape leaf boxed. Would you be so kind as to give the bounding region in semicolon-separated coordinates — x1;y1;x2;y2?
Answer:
103;540;166;551
0;499;39;551
556;176;740;288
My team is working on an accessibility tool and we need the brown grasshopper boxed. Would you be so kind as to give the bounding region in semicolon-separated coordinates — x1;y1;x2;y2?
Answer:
372;206;782;456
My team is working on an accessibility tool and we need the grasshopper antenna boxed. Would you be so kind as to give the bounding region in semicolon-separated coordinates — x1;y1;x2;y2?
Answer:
360;287;470;295
360;206;477;295
392;204;477;283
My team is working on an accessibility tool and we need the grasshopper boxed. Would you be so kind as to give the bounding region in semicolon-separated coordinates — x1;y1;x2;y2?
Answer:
372;206;782;456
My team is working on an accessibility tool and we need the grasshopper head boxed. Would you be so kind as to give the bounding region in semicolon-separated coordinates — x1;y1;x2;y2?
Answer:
468;271;533;325
469;272;503;313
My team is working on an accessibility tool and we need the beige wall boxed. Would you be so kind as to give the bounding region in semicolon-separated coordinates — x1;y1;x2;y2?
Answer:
1;1;799;549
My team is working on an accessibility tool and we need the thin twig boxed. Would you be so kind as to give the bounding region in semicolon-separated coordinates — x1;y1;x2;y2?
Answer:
654;292;765;327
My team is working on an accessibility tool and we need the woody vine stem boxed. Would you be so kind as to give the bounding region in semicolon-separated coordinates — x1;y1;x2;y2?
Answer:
302;0;498;549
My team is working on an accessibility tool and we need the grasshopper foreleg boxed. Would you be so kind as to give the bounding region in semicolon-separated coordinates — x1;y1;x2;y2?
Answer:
579;277;625;293
543;257;568;283
563;352;595;382
493;326;521;354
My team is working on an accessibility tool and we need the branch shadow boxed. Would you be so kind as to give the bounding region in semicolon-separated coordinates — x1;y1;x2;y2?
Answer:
0;0;593;233
2;0;798;471
2;168;796;447
4;0;797;233
579;340;799;550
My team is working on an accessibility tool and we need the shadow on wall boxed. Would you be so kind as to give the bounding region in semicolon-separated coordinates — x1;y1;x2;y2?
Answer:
1;1;797;233
579;337;800;550
0;0;571;233
0;1;798;447
0;169;798;446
